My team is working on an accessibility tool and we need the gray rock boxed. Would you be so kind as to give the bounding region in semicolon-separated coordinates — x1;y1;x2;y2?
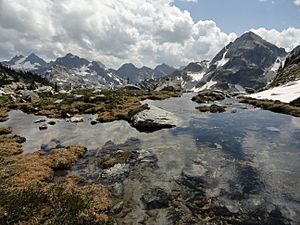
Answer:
39;124;48;130
68;116;84;123
141;187;171;210
131;105;180;132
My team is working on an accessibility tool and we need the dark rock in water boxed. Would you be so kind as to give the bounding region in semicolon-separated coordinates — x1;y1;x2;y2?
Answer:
196;104;226;113
71;138;157;184
231;108;237;113
90;120;98;125
141;187;171;210
132;119;175;132
39;124;48;130
192;91;226;103
48;121;56;125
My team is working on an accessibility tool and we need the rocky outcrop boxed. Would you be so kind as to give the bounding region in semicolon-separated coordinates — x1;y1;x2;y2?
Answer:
130;105;180;132
191;90;226;103
270;45;300;87
196;104;227;113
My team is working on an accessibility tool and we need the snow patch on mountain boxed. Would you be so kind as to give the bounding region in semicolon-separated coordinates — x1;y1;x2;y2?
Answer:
216;50;229;67
187;71;206;81
247;80;300;103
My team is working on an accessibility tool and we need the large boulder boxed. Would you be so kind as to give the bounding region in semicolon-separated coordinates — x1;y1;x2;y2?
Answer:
131;105;180;132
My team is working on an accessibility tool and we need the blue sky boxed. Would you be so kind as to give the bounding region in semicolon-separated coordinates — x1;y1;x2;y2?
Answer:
174;0;300;35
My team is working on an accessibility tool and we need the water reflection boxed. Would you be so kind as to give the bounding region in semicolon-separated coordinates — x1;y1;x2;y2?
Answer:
2;93;300;224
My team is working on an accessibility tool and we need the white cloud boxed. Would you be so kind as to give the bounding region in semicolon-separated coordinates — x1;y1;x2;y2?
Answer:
251;27;300;52
0;0;298;69
0;0;235;68
294;0;300;6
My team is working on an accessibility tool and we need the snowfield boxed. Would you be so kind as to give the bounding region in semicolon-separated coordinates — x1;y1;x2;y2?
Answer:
247;80;300;103
187;71;206;81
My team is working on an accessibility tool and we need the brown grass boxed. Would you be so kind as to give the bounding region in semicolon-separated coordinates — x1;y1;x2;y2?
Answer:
0;128;112;224
0;107;9;122
240;97;300;117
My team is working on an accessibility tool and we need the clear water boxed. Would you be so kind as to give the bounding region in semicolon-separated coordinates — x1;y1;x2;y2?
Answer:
2;93;300;224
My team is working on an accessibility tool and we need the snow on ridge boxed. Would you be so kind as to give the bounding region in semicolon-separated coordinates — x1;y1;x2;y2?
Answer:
247;80;300;103
187;71;205;81
192;80;217;92
216;50;229;67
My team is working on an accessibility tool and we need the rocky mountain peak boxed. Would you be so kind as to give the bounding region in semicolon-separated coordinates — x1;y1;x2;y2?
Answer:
54;53;90;69
25;53;47;66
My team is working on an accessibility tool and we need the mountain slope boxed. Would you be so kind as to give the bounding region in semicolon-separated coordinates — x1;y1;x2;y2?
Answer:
0;64;50;87
269;45;300;87
3;53;47;72
200;31;287;91
44;53;123;89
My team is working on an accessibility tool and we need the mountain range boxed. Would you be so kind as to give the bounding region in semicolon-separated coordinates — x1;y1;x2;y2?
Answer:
2;53;176;90
2;31;299;93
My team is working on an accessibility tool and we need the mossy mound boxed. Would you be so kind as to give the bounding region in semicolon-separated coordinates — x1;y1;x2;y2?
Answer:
0;128;112;225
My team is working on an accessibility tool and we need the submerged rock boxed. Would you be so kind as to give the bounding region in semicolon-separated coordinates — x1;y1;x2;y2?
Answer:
39;124;48;130
141;187;172;210
48;121;56;126
131;105;180;132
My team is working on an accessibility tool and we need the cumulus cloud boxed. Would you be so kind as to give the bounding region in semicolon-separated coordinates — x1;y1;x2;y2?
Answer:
0;0;237;68
0;0;298;69
294;0;300;6
251;27;300;52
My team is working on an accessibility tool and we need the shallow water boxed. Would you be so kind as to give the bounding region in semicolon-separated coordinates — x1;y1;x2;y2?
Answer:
2;93;300;224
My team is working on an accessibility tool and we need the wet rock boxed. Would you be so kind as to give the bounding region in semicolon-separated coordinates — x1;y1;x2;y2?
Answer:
91;120;98;125
196;104;226;113
131;105;180;132
39;124;48;130
231;108;237;113
141;187;171;210
181;162;209;191
48;121;56;126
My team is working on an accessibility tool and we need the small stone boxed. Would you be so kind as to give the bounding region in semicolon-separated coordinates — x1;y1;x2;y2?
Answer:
54;99;63;104
39;124;48;130
48;121;56;125
91;120;97;125
69;116;84;123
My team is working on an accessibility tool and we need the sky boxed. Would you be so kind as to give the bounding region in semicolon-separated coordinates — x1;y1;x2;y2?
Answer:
0;0;300;69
